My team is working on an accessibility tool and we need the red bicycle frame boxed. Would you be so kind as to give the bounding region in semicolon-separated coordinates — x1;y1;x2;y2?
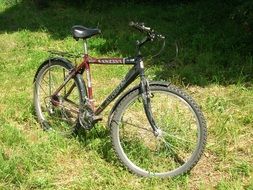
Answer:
52;41;140;115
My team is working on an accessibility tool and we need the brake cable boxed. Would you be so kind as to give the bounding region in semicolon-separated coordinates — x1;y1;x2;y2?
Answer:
150;38;166;59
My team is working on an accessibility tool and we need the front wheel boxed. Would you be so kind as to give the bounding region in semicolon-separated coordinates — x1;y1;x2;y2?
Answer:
110;84;207;178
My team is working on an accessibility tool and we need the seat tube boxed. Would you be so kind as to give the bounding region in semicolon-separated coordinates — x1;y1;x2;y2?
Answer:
83;40;95;110
86;63;94;108
84;39;88;54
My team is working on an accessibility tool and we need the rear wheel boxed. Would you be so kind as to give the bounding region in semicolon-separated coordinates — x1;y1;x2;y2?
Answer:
33;59;86;134
110;84;207;177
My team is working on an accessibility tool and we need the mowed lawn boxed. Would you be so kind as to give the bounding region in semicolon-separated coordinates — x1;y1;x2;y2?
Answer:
0;1;253;189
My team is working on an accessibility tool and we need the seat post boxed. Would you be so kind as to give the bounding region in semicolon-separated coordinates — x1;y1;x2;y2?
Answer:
83;39;88;55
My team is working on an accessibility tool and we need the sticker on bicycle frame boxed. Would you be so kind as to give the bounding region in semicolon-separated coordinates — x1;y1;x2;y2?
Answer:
96;59;123;64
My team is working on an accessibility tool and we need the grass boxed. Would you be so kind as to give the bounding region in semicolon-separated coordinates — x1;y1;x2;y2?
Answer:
0;0;253;189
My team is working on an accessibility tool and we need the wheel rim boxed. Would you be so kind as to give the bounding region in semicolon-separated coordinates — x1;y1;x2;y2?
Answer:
115;89;201;176
35;64;81;134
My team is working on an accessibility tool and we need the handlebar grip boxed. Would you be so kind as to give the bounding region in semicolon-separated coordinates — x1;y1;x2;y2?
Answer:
129;21;150;32
157;34;165;39
129;21;135;27
129;21;165;40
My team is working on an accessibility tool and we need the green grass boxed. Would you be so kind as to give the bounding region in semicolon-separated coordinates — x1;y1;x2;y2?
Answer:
0;0;253;189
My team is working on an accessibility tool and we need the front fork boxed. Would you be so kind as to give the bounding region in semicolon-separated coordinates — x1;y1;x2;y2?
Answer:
139;67;159;136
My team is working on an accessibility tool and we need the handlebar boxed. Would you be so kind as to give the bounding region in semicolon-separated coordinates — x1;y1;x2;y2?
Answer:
129;21;166;57
129;21;165;40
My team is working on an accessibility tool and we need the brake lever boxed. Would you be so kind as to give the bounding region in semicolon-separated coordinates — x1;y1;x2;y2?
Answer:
156;34;165;40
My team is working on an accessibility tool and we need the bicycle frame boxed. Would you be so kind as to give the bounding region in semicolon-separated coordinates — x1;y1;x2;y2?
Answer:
52;52;145;116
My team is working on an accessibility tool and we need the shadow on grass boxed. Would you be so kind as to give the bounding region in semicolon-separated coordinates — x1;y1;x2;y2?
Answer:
1;0;252;86
73;124;118;164
0;1;99;39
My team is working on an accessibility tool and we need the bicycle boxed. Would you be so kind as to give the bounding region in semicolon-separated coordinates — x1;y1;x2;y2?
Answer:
33;22;207;178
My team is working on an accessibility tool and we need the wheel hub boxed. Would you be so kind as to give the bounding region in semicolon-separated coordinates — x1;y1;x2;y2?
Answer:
51;95;61;106
155;128;163;138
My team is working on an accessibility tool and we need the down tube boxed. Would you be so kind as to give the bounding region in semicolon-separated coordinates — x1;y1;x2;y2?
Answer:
95;65;139;115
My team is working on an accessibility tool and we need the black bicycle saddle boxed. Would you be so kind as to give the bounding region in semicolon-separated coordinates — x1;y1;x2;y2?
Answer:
71;25;101;40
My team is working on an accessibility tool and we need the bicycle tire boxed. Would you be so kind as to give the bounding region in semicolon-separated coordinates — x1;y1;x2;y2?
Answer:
110;84;207;177
33;58;87;133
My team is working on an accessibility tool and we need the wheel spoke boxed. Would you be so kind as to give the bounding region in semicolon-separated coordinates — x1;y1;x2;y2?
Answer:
121;119;153;134
161;130;196;145
38;82;48;96
49;68;52;96
159;136;185;165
